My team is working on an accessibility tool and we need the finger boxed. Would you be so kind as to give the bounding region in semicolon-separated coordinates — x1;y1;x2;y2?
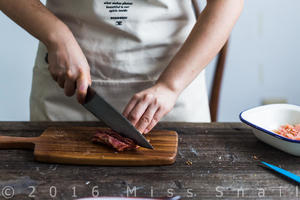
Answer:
57;76;65;88
48;66;58;82
64;78;76;97
127;100;150;126
144;108;165;134
87;72;92;86
51;74;58;82
122;96;139;118
76;73;89;104
135;103;158;133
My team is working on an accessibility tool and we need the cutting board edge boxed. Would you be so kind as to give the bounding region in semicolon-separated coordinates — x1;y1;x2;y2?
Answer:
34;153;177;166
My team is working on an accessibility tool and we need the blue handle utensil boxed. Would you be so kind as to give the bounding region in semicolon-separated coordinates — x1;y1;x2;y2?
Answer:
261;161;300;183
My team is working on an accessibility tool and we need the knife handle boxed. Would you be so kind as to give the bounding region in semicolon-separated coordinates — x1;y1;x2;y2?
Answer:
0;136;37;150
45;53;49;64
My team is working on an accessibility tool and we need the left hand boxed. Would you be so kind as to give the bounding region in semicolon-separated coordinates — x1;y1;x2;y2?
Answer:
123;83;178;134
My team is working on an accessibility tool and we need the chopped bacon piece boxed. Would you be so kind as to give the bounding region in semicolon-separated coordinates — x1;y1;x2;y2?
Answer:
273;124;300;140
92;129;137;151
295;124;300;132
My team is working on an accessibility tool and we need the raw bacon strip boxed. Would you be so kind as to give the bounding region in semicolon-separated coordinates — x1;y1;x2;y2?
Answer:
92;129;137;151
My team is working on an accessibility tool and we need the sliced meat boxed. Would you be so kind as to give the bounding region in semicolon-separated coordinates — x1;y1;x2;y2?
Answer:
92;129;137;151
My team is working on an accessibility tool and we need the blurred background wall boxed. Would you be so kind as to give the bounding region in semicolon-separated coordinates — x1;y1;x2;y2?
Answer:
0;0;299;121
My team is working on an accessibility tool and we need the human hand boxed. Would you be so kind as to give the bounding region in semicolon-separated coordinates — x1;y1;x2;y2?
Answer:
47;35;91;104
123;83;179;134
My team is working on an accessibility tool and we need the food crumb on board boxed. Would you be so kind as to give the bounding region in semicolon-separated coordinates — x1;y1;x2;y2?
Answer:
185;160;193;166
253;155;258;160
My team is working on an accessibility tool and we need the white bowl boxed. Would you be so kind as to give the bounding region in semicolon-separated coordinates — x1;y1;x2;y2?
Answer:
239;104;300;156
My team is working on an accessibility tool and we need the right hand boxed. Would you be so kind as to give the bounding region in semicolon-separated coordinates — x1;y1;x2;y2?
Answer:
47;35;92;104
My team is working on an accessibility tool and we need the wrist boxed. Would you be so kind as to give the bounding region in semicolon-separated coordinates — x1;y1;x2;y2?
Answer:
43;22;74;51
154;80;182;97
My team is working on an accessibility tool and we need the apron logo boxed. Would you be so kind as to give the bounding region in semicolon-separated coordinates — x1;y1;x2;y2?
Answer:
104;1;133;26
116;21;123;26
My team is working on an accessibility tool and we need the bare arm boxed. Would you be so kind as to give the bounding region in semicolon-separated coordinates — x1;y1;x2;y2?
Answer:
123;0;244;133
0;0;66;47
0;0;91;103
157;0;244;93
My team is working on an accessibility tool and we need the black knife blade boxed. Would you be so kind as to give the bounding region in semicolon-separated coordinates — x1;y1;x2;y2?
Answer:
83;86;153;149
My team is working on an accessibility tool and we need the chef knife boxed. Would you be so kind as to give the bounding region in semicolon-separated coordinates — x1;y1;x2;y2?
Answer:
44;53;153;149
83;86;153;149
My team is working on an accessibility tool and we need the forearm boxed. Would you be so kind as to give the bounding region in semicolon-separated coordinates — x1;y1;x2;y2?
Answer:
0;0;73;48
156;0;244;95
1;0;91;103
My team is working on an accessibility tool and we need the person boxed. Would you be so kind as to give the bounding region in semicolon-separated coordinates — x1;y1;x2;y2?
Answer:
0;0;243;133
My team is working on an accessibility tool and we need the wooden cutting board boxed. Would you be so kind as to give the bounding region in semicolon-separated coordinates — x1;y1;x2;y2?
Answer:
0;127;178;166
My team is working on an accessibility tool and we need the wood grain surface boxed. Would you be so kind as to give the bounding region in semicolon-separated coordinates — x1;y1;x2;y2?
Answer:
0;127;178;166
0;122;300;200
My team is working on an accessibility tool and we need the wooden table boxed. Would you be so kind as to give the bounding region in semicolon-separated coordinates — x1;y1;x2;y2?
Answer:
0;122;299;200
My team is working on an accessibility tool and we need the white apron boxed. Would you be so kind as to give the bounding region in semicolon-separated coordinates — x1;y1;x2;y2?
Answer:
30;0;211;122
